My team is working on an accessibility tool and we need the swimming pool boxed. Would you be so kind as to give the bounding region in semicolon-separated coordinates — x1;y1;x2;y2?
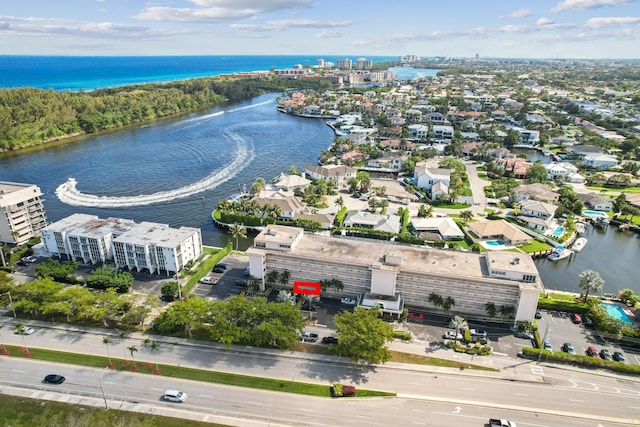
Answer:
551;226;565;237
602;302;633;325
583;210;608;218
485;240;505;247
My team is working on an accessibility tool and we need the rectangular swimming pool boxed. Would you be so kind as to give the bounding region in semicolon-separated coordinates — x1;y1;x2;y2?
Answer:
583;210;608;218
602;302;633;325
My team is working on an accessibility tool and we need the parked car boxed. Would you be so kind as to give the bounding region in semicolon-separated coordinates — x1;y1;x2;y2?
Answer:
586;346;600;358
43;374;65;384
234;280;247;287
301;332;318;343
613;351;627;363
322;336;339;345
214;263;228;270
15;326;34;335
599;349;613;361
582;314;593;326
16;260;28;266
543;339;553;351
212;266;225;273
469;329;487;338
199;276;218;285
514;331;534;340
443;331;463;340
535;310;542;319
340;297;357;306
571;313;582;324
561;342;576;355
163;389;187;402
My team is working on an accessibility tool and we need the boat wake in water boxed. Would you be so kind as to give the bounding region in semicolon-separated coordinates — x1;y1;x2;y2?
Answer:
56;130;254;208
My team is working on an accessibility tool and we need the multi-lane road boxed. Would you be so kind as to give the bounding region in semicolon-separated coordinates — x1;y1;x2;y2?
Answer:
1;322;639;426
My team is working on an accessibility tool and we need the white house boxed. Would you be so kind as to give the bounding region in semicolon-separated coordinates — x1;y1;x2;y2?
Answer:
304;164;357;188
582;153;619;169
411;216;464;240
432;125;454;141
365;154;404;172
413;161;452;192
408;124;429;140
577;192;613;211
519;200;557;220
343;211;400;233
545;162;578;181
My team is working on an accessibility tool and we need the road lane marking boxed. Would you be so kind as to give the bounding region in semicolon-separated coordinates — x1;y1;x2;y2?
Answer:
355;415;370;419
492;352;508;356
199;394;214;399
410;382;422;385
530;365;544;376
514;393;528;396
628;406;640;409
461;387;474;391
246;401;262;405
11;370;25;373
569;399;584;402
412;409;422;412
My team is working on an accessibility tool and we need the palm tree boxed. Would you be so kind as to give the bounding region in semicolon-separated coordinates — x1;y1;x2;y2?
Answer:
442;296;455;313
499;305;515;318
142;338;152;366
149;340;160;374
335;196;344;209
250;177;266;195
103;336;113;367
279;270;290;288
449;315;468;344
578;270;605;302
118;331;129;361
485;302;497;318
427;292;443;310
127;345;138;369
459;210;474;222
229;223;247;251
418;204;430;218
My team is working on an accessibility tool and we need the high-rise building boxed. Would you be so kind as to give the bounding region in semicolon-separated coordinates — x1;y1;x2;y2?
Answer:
0;181;48;245
316;58;325;68
336;58;352;69
355;57;373;70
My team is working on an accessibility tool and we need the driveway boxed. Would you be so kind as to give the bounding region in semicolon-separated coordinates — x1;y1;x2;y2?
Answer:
464;160;488;215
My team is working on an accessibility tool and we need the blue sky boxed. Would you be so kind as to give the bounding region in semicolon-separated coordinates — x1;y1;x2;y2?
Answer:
1;0;639;58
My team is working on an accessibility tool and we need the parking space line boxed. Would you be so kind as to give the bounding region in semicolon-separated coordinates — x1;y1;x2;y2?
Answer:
530;365;544;376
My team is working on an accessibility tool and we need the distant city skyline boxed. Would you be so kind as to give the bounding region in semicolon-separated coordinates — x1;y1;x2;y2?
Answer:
2;0;639;58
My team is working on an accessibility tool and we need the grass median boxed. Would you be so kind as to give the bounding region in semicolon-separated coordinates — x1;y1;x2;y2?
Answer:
0;344;395;398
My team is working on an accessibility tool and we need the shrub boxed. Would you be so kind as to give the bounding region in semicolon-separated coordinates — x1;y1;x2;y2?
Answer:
331;383;357;397
393;331;412;341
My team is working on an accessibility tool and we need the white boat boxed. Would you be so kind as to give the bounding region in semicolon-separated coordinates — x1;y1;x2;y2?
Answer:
547;246;572;261
571;237;588;252
575;223;586;234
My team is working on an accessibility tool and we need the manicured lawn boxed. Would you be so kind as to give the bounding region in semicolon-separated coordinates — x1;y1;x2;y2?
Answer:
389;350;498;371
0;395;221;427
434;203;472;210
517;240;553;253
0;345;394;398
541;292;576;302
586;185;640;194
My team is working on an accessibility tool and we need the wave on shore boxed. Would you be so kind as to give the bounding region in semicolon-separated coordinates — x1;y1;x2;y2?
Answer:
55;130;254;208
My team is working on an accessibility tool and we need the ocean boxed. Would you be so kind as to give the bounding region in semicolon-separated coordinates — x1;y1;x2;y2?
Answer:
0;55;399;91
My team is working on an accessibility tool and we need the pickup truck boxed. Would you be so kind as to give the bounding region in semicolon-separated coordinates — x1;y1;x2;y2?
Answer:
489;418;517;427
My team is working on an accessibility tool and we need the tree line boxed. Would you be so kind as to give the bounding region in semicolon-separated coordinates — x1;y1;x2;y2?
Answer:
0;76;332;151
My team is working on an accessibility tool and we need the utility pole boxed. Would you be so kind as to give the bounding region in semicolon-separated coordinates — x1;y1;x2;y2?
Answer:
538;322;550;363
99;368;109;409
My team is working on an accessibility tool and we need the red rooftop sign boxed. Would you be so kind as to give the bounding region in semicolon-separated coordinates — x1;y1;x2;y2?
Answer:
293;281;321;296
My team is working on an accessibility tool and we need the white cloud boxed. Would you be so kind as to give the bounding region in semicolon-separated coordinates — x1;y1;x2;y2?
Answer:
551;0;631;13
315;30;346;38
230;19;352;31
509;8;534;18
584;16;640;27
536;17;556;25
136;0;312;23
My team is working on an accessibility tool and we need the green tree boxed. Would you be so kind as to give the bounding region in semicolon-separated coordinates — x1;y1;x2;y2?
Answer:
499;305;515;318
442;296;456;313
449;315;468;344
485;302;497;318
250;177;266;195
578;270;605;302
265;270;280;288
279;270;290;288
153;296;215;338
161;281;179;302
229;223;247;251
334;307;394;364
428;292;443;310
526;162;548;183
127;345;138;368
459;210;474;222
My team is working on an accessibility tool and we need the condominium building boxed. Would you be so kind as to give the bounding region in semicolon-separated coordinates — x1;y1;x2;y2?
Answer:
247;225;543;321
41;213;202;275
0;181;48;245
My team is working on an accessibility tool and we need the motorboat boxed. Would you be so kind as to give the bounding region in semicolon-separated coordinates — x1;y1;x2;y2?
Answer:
547;246;572;261
575;223;586;234
571;237;588;252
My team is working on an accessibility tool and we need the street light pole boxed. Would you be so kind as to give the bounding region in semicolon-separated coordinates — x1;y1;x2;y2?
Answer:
99;368;109;409
1;291;16;318
538;322;550;363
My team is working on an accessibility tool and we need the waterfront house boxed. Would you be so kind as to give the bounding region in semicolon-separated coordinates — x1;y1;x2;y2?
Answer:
272;173;311;192
408;124;429;140
582;153;619;169
519;199;557;220
364;154;404;172
431;125;454;142
544;162;582;182
467;220;531;245
252;195;307;221
576;192;613;211
304;164;357;188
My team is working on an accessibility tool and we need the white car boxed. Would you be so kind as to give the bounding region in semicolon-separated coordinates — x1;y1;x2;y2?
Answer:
15;326;35;335
340;297;357;306
163;389;187;402
443;331;463;340
199;276;218;285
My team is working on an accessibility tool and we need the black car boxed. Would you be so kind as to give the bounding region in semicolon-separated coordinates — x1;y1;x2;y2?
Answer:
535;310;542;319
562;342;576;355
43;374;65;384
212;266;225;273
600;349;613;361
215;263;228;270
613;351;627;363
322;336;338;344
